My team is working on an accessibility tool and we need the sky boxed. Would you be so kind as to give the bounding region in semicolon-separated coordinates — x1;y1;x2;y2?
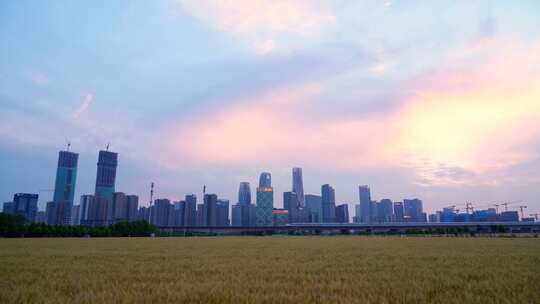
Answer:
1;0;539;217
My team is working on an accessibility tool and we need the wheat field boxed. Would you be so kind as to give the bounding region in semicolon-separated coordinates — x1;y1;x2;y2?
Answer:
0;237;538;303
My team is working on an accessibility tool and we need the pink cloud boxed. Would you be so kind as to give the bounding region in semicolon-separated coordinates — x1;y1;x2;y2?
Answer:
177;0;335;54
152;37;540;187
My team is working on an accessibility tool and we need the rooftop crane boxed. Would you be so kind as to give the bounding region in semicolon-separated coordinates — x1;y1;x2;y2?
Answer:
501;201;522;212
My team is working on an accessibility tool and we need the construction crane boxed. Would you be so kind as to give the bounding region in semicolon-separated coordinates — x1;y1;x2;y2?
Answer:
465;202;474;214
501;201;522;212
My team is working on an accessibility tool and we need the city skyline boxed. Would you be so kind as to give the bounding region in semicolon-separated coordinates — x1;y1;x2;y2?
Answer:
1;1;539;217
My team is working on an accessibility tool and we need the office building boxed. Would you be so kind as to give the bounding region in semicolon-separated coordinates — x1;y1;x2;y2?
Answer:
13;193;38;223
204;194;218;227
95;150;118;201
152;199;172;227
238;182;251;205
259;172;271;188
35;211;46;224
126;195;139;221
79;195;94;225
196;203;205;226
404;198;426;222
173;201;186;226
353;204;361;223
111;192;128;223
256;186;273;226
2;202;14;214
53;150;78;205
217;199;230;226
138;206;150;222
305;194;322;223
292;168;305;207
71;204;81;226
359;185;371;223
272;209;288;226
499;211;519;222
321;184;336;223
378;199;393;223
46;200;72;225
335;204;349;223
393;202;404;222
232;204;242;226
184;194;197;226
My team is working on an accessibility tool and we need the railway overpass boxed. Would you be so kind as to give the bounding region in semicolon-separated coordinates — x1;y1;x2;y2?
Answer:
158;221;540;235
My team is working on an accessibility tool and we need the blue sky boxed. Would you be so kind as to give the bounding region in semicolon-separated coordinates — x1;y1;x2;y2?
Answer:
1;1;539;216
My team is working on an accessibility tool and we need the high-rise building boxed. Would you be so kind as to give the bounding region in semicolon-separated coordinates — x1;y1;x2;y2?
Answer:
259;172;272;188
79;195;94;225
217;199;230;226
335;204;349;223
95;150;118;201
53;150;79;205
256;172;273;226
292;168;305;207
173;201;185;226
112;192;128;223
378;199;393;223
232;204;242;226
321;184;336;223
305;194;322;223
393;202;404;222
184;194;197;226
238;182;251;205
2;202;14;214
126;195;139;222
13;193;38;223
353;204;361;223
404;198;425;222
45;200;72;225
196;203;205;226
256;186;273;226
204;194;218;227
283;191;298;223
358;185;372;223
71;204;81;226
152;199;172;226
35;211;46;224
138;206;150;222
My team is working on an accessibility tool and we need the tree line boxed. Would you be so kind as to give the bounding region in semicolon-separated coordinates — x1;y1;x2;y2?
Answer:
0;213;157;237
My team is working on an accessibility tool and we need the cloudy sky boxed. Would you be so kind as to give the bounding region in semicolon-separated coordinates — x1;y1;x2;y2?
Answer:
1;1;539;216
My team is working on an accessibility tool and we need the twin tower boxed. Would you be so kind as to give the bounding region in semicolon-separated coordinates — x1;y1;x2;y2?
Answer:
49;149;118;225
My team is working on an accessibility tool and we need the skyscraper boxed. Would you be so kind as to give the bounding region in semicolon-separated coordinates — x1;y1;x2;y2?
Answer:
13;193;38;223
305;194;322;223
79;194;94;225
393;202;404;222
335;204;349;223
378;199;394;223
53;150;79;204
95;150;118;201
204;194;218;227
238;182;252;205
184;194;197;226
321;184;336;223
152;199;172;226
217;199;230;226
292;168;305;207
173;201;185;226
259;172;271;188
126;195;139;222
359;185;372;223
256;173;274;226
404;198;425;222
